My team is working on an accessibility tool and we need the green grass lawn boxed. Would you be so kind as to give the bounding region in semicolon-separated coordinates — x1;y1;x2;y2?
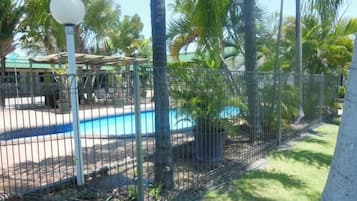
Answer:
204;123;339;201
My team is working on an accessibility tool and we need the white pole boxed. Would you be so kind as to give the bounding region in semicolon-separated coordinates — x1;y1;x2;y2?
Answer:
65;25;84;185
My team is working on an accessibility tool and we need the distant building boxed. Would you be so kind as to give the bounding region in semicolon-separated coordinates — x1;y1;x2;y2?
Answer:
1;53;149;101
2;55;57;97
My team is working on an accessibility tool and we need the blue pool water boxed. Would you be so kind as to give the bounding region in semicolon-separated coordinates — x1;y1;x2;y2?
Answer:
75;106;239;137
76;109;193;137
0;107;240;140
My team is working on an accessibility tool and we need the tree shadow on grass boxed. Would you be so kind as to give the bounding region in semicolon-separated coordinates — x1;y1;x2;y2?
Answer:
225;170;306;201
237;170;305;189
228;189;276;201
271;150;332;167
303;137;328;145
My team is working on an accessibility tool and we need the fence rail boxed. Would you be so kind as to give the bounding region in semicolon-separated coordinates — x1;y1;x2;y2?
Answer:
0;66;339;200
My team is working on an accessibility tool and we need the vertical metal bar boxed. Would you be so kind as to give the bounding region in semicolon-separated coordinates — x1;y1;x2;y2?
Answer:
81;99;90;176
278;71;282;146
0;56;5;108
4;86;17;193
121;71;130;194
134;60;144;201
51;87;62;185
64;25;84;185
29;60;35;105
320;74;325;122
105;78;113;183
0;104;6;192
19;87;30;191
89;93;96;173
12;98;23;193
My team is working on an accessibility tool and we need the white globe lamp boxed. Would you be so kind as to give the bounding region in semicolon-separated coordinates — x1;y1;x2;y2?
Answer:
50;0;85;25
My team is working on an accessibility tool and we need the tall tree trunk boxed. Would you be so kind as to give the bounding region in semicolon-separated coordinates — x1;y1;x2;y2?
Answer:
243;0;262;137
295;0;304;123
321;34;357;201
150;0;174;189
271;0;284;113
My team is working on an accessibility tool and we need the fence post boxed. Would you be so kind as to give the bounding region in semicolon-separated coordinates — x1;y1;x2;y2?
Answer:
319;73;325;122
134;60;144;201
278;71;282;146
0;56;5;108
29;60;35;105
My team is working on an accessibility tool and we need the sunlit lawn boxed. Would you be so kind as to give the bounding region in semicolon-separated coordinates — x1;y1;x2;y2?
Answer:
204;122;339;201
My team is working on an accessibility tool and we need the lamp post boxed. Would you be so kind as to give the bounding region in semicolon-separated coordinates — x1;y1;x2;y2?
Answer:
50;0;86;185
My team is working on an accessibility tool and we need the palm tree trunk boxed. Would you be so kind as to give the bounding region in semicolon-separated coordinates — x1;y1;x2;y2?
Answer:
295;0;304;123
150;0;174;189
271;0;284;113
243;0;262;137
321;33;357;201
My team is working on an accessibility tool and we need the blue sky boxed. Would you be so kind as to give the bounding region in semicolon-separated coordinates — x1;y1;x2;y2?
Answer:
117;0;357;38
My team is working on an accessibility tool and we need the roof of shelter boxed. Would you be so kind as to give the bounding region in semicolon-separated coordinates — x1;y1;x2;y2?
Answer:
4;52;196;71
30;52;149;66
5;57;52;69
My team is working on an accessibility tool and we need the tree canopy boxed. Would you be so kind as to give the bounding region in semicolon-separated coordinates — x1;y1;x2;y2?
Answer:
0;0;22;56
167;0;356;75
17;0;149;57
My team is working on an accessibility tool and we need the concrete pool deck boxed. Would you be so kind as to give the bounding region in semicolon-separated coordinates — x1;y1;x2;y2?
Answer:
0;102;193;195
0;131;193;195
0;101;199;196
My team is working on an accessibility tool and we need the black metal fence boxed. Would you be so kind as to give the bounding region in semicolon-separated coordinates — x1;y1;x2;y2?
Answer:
0;66;339;200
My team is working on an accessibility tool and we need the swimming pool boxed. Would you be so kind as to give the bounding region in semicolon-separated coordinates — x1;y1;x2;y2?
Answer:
76;109;193;137
79;106;240;137
0;107;240;140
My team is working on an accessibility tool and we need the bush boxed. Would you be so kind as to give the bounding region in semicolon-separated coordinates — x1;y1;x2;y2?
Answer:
338;86;346;98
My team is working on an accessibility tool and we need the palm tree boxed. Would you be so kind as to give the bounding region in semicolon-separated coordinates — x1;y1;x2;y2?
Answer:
321;33;357;201
18;0;65;53
306;0;345;28
264;9;354;75
167;17;197;62
302;18;356;75
168;0;263;136
302;0;349;75
168;0;230;66
295;0;304;123
243;0;262;136
168;0;266;65
18;0;120;54
270;0;284;117
295;0;347;123
106;14;144;56
0;0;22;108
150;0;174;189
18;0;141;104
0;0;20;54
168;0;248;97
